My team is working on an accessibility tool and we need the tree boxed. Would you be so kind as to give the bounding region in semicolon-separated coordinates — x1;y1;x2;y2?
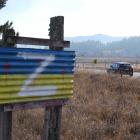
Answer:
0;21;19;47
0;0;18;47
0;0;7;9
0;21;15;36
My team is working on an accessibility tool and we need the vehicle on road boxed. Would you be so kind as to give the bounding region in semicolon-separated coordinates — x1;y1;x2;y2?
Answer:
107;62;133;76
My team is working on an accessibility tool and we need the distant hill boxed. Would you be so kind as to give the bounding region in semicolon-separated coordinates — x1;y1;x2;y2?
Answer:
65;34;124;43
66;36;140;57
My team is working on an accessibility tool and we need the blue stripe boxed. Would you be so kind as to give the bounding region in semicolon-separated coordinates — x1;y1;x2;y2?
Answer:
0;47;75;75
0;47;75;56
0;69;74;74
0;59;74;64
0;56;75;62
0;62;74;67
0;54;75;59
0;65;74;69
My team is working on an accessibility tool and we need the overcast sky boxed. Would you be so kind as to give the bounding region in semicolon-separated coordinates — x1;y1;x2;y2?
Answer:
0;0;140;38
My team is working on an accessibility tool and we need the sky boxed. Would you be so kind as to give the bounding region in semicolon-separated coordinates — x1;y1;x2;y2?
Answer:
1;0;140;38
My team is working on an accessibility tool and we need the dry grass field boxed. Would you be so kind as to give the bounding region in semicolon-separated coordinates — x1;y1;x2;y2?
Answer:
12;72;140;140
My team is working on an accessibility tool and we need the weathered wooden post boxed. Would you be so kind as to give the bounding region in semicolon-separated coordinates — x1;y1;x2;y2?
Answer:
49;16;64;50
0;32;15;140
43;16;64;140
0;110;12;140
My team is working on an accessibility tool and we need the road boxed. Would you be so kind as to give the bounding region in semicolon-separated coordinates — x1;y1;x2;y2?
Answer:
95;69;140;78
133;72;140;78
76;68;140;78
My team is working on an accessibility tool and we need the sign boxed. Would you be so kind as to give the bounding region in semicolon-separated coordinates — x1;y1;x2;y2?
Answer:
0;47;75;104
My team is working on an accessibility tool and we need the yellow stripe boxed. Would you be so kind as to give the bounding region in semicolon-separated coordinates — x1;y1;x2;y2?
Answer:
0;94;73;104
0;85;73;93
0;90;73;99
0;74;74;103
0;79;73;86
0;74;74;80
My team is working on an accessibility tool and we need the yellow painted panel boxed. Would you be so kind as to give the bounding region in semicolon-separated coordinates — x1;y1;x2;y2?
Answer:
0;74;74;104
0;85;73;93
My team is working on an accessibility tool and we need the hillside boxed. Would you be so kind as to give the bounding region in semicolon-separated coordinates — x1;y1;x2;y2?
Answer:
65;34;123;43
66;36;140;57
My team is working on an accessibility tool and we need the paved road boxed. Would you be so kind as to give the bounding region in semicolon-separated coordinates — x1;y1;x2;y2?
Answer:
133;72;140;78
95;69;140;78
76;68;140;78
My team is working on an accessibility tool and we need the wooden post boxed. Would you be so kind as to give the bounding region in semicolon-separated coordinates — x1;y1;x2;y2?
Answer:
0;34;13;140
42;16;64;140
49;16;64;50
43;106;62;140
0;110;12;140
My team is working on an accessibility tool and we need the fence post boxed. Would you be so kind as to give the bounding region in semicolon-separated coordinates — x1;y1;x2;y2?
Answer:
0;110;12;140
43;106;62;140
0;34;13;140
42;16;64;140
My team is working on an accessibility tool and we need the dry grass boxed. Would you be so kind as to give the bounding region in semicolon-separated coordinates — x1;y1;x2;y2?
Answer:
12;72;140;140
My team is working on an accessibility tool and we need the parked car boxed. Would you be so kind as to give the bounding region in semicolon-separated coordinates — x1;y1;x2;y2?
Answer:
107;62;133;76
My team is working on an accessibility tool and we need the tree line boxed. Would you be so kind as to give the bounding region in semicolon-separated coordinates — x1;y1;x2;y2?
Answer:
70;36;140;57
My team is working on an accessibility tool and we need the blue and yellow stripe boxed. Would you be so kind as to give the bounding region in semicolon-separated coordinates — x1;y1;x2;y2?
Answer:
0;47;75;104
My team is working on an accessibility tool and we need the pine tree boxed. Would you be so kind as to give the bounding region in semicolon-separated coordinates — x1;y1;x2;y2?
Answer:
0;21;19;47
0;1;18;47
0;0;7;9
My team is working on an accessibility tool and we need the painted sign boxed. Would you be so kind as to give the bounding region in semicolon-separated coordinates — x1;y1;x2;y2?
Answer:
0;47;75;104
